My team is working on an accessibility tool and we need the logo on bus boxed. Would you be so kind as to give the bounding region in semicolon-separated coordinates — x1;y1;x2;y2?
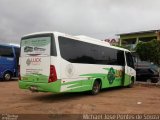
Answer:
107;67;116;84
107;67;123;84
26;59;31;66
26;58;41;66
65;64;75;77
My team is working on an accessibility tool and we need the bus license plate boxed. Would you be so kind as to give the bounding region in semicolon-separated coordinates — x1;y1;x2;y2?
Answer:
30;86;38;91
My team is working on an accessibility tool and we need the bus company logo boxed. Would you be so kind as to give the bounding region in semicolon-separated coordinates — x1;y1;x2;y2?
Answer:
26;58;41;66
107;67;116;84
65;64;75;77
26;58;31;66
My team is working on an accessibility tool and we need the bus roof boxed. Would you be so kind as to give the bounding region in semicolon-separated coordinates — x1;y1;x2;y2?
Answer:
75;35;111;46
22;31;130;52
0;43;20;47
9;43;20;47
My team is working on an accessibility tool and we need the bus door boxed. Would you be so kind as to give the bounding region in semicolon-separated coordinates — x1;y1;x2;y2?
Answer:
116;51;125;86
124;52;135;86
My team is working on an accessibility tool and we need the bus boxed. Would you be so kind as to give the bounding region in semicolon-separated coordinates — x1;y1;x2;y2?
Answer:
0;44;20;81
19;32;136;95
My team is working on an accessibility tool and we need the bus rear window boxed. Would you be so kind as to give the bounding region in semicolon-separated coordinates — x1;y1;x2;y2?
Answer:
21;34;57;57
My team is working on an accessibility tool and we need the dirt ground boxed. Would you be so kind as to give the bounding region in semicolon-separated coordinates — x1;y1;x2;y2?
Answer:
0;80;160;114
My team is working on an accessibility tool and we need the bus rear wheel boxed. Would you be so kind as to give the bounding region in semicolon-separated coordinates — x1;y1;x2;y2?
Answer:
91;80;101;95
3;72;12;81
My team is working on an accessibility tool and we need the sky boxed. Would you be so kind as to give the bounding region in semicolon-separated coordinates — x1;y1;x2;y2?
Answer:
1;0;160;44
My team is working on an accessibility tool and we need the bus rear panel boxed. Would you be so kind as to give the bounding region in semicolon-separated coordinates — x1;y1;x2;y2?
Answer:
19;33;61;92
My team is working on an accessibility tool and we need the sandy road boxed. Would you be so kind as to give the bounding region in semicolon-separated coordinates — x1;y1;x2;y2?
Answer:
0;80;160;114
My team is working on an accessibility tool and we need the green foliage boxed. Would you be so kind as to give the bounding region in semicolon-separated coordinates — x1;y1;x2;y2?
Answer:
136;39;160;66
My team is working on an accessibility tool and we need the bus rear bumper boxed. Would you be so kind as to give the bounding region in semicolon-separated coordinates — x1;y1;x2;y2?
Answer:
18;80;61;93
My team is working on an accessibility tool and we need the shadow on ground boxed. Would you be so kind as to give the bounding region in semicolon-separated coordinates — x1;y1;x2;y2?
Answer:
30;86;126;103
0;79;18;82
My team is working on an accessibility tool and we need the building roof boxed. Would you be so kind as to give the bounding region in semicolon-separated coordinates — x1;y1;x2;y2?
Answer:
117;29;160;36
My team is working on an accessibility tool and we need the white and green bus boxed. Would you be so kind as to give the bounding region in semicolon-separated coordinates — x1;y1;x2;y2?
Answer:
19;32;136;95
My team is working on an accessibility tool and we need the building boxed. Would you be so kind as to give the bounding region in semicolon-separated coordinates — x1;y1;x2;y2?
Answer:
103;38;119;46
118;29;160;51
118;29;160;70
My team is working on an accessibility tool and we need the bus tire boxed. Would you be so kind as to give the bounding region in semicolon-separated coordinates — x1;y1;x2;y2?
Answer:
128;77;134;88
91;80;101;95
151;79;159;83
3;72;12;81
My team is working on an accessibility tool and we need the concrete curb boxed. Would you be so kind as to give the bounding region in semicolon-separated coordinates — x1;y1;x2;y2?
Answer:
135;81;160;88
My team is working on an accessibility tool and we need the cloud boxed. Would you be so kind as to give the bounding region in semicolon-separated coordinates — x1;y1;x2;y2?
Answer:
0;0;160;44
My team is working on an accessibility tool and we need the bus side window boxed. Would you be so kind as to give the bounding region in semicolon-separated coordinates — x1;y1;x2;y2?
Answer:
126;52;134;68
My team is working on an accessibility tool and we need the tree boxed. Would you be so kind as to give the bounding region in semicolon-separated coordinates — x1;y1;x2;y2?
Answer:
136;40;160;66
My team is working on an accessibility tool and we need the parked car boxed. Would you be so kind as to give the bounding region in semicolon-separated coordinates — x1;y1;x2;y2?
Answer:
136;68;159;83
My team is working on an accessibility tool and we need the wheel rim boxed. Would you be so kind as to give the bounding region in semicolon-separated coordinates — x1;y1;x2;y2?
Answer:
93;82;100;93
5;73;11;80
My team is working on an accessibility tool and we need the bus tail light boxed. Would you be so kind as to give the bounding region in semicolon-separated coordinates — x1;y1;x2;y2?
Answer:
18;65;21;80
48;65;57;83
